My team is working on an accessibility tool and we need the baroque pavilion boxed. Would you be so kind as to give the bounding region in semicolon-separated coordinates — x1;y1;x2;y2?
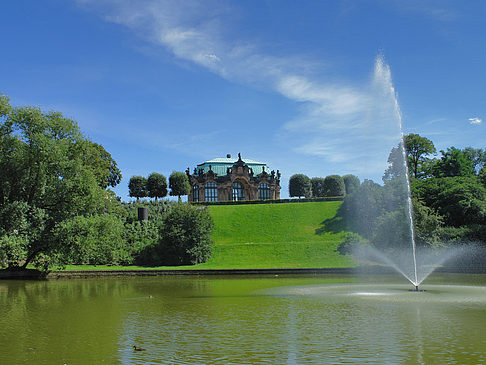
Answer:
186;153;281;202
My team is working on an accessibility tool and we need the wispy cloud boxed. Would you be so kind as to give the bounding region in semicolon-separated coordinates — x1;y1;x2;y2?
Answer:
469;117;482;125
77;0;404;181
425;117;447;125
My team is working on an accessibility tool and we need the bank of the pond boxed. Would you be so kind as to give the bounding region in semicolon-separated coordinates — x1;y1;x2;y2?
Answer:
3;264;486;279
0;267;357;279
45;266;486;278
47;268;360;278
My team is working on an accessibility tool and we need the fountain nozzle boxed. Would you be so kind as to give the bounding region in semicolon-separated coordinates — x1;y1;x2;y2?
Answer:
408;284;425;292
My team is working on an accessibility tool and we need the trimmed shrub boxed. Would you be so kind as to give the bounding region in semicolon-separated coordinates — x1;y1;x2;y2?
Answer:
311;177;326;197
343;174;360;195
289;174;312;198
323;175;346;196
147;172;168;200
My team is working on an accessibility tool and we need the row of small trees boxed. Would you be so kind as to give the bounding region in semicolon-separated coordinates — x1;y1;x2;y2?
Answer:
289;174;360;198
128;171;191;201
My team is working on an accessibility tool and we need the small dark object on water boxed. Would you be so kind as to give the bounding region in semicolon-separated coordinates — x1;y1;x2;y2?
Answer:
133;345;146;351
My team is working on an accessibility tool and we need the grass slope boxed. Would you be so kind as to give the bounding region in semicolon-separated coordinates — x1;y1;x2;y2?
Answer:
58;201;354;271
196;201;354;269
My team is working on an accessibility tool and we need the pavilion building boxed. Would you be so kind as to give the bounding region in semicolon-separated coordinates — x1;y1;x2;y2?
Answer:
186;153;281;202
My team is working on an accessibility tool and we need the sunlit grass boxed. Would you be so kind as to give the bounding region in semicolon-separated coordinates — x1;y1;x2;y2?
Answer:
201;201;354;268
59;201;354;271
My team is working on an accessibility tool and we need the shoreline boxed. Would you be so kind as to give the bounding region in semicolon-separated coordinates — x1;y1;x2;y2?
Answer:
2;265;485;279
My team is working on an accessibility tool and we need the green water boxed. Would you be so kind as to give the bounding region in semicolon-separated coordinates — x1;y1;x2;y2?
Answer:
1;274;486;364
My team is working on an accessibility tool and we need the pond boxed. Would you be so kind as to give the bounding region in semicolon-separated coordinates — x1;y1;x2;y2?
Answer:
1;273;486;364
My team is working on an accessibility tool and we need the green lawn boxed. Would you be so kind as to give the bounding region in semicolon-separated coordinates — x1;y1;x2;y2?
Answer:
59;201;355;271
195;201;354;269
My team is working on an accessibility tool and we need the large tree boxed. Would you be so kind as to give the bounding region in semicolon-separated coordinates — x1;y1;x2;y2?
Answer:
289;174;312;198
169;171;191;202
404;133;436;178
85;142;122;189
147;172;168;201
0;94;116;270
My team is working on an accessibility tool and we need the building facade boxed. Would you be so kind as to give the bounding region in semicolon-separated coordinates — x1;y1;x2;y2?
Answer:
186;153;281;202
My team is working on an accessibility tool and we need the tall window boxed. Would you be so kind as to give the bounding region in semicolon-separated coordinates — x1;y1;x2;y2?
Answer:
193;185;199;201
205;182;218;201
258;183;270;200
232;182;245;201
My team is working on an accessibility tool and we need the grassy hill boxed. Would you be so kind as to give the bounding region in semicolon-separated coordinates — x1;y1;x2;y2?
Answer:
59;200;355;271
196;201;355;269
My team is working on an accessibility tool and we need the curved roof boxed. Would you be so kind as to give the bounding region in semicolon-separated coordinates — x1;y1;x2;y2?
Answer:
196;156;270;176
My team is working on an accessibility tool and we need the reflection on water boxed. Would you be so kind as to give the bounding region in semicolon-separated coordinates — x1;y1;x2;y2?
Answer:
1;274;486;364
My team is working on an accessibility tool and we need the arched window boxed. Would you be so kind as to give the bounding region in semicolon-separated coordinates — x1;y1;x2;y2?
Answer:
193;185;199;201
232;182;245;201
258;183;270;200
205;182;218;201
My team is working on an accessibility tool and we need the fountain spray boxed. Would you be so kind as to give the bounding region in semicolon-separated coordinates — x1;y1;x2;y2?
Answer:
385;55;420;291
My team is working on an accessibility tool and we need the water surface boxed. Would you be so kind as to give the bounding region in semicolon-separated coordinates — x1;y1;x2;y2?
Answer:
1;274;486;364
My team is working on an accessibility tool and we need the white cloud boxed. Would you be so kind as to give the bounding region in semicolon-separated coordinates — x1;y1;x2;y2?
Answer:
469;117;482;125
77;0;404;181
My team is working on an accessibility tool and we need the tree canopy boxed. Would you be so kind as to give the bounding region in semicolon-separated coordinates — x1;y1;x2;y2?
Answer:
85;142;122;189
147;172;168;201
342;174;360;195
461;147;486;174
152;203;213;265
289;174;312;198
404;133;436;178
433;147;474;178
323;175;346;197
169;171;191;201
311;177;326;197
0;94;118;269
128;176;148;200
339;133;486;249
413;176;486;227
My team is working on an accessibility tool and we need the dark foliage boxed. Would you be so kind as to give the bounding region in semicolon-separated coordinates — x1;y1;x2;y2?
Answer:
0;94;117;269
128;176;148;200
147;172;168;201
311;177;326;197
413;176;486;227
289;174;312;198
323;175;346;197
433;147;474;178
404;133;436;178
141;203;213;266
169;171;191;201
342;174;360;195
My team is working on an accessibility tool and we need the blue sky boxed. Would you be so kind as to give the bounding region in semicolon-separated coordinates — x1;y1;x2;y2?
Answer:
1;0;484;200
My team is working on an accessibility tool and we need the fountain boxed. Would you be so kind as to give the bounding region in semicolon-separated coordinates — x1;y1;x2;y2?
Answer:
348;56;468;291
